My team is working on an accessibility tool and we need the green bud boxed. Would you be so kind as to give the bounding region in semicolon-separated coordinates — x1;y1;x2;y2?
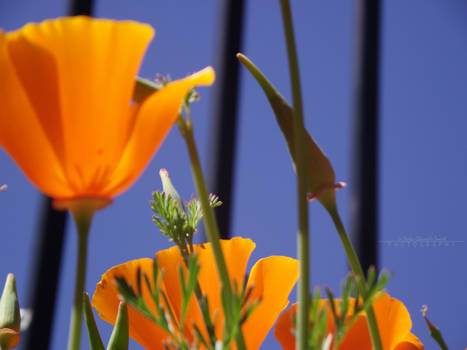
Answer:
83;293;105;350
0;274;20;349
159;169;184;210
107;302;128;350
0;274;20;332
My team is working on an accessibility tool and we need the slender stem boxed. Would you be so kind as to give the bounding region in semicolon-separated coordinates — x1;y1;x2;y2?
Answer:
329;210;383;350
279;1;309;349
178;117;246;350
177;245;217;347
67;210;93;350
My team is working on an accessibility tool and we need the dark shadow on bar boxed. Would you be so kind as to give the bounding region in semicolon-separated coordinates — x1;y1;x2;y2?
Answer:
204;0;246;240
22;197;67;350
350;0;381;273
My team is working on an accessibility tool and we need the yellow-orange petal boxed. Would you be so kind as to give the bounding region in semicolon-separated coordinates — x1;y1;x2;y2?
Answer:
154;237;255;341
105;67;215;196
195;236;255;338
394;333;424;350
337;294;414;350
16;16;154;194
373;294;414;350
92;258;170;350
274;303;297;350
5;29;64;166
154;245;202;343
0;31;70;197
276;294;421;350
243;256;299;350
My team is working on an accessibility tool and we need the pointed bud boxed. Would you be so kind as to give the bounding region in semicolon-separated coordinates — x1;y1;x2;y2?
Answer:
0;274;20;349
83;293;105;350
107;302;128;350
159;169;183;210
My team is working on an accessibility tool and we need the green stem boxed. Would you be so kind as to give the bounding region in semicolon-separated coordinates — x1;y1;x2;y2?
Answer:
329;209;383;350
178;117;247;350
279;1;309;349
67;209;93;350
177;245;217;347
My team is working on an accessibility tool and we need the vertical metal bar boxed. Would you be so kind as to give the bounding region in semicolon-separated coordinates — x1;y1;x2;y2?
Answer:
22;198;68;350
205;0;246;239
22;2;94;350
350;0;381;273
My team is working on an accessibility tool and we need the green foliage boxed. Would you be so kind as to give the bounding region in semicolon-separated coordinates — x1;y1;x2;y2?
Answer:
151;170;222;250
289;268;390;350
220;281;260;348
83;293;129;350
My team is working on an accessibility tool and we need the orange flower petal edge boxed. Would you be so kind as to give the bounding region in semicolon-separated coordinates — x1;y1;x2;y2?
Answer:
0;16;215;203
274;293;424;350
92;237;298;350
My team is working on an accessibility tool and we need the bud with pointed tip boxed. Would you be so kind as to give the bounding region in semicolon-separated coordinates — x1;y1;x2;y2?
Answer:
0;274;20;349
107;302;129;350
159;169;184;210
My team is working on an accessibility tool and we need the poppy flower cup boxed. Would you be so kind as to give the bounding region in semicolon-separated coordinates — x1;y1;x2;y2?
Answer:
0;16;214;209
93;237;299;350
275;293;424;350
0;16;215;350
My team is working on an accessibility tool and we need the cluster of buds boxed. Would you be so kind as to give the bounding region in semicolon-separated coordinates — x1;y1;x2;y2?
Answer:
0;274;20;349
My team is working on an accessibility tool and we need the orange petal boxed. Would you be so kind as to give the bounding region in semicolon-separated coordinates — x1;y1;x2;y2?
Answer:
154;245;201;343
5;29;64;166
339;294;415;350
195;237;255;339
16;16;154;194
243;256;299;350
105;67;215;196
155;237;255;342
92;258;170;350
276;295;421;350
0;31;69;197
274;303;297;350
394;333;424;350
373;293;414;350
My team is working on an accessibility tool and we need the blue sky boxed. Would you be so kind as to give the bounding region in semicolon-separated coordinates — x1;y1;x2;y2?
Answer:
1;1;467;349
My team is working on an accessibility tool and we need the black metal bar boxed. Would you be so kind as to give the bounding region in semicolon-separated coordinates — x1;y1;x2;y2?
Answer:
350;0;381;273
22;198;68;350
22;2;94;350
205;0;246;239
68;0;94;16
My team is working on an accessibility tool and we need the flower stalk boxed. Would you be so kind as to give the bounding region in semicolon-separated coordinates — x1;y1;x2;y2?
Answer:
329;209;383;350
67;204;95;350
278;1;309;349
177;114;247;350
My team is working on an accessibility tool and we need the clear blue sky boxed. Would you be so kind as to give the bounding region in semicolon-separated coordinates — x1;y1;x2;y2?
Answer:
1;1;467;349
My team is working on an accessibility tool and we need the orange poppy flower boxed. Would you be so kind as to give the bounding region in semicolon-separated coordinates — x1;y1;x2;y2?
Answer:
92;237;299;349
0;16;214;203
275;293;424;350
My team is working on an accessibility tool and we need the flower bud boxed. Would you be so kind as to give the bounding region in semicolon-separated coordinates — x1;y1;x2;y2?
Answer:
0;274;20;349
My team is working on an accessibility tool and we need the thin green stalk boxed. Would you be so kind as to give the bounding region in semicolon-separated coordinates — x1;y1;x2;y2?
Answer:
329;210;383;350
279;1;309;349
177;116;247;350
176;245;217;347
67;210;93;350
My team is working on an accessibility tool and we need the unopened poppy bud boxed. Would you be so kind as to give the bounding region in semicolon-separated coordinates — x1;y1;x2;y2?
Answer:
0;274;20;349
159;169;184;210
